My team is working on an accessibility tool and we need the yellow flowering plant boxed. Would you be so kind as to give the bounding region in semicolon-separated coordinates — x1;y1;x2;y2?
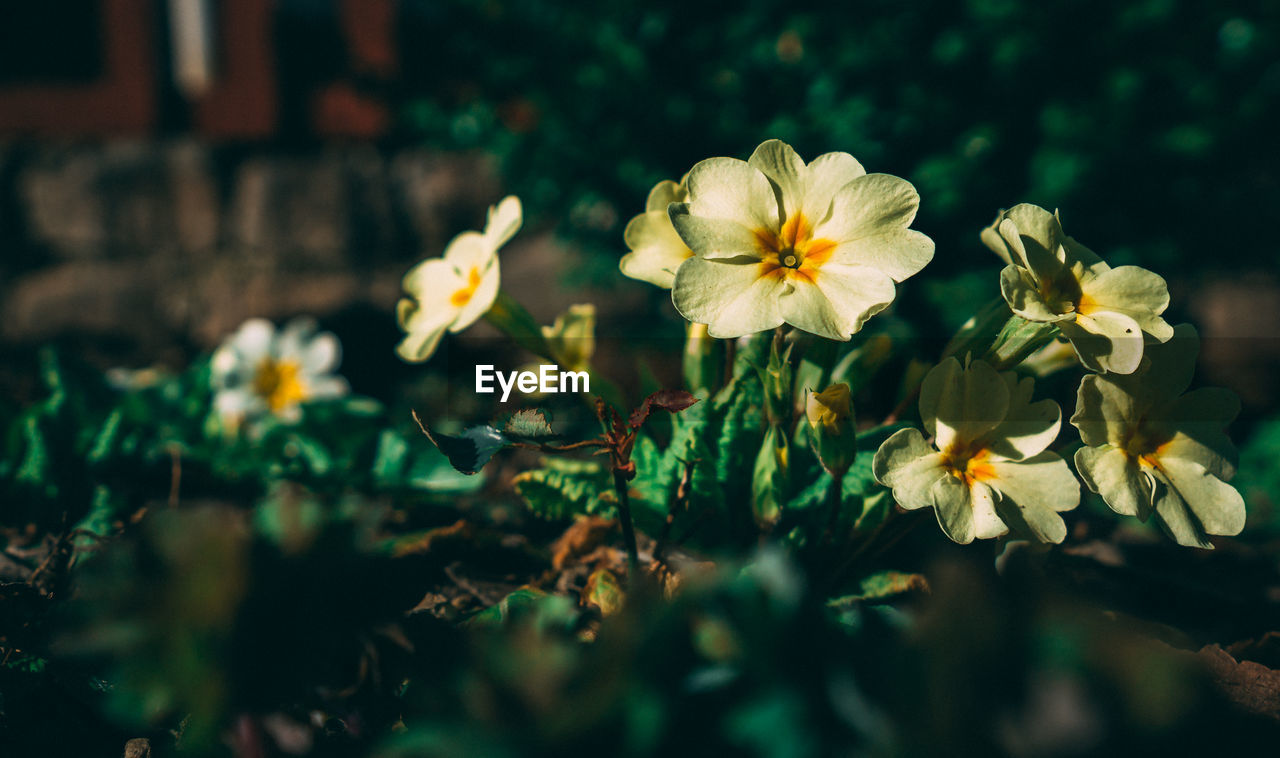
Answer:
666;140;933;340
984;204;1173;374
211;317;349;427
396;195;523;363
620;177;692;289
406;137;1250;610
1071;324;1245;547
873;358;1079;544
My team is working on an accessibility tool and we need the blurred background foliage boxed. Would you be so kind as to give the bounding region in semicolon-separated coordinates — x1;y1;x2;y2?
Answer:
399;0;1280;282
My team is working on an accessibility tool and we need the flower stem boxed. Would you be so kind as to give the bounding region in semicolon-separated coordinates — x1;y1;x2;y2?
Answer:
484;290;553;360
611;468;641;576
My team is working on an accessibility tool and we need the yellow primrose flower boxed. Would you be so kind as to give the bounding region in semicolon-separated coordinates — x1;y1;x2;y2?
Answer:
668;140;934;340
542;303;596;373
1071;324;1245;548
620;177;692;289
989;204;1173;374
873;358;1079;544
805;382;856;477
211;317;348;425
396;196;522;362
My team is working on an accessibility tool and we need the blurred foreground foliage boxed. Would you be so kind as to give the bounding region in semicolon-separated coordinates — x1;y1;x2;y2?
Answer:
3;346;1280;754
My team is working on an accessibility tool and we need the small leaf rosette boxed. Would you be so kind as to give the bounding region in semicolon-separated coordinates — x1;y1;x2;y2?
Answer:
620;177;692;289
985;203;1173;374
396;196;522;362
668;139;934;340
211;317;349;425
873;358;1079;544
1070;324;1245;548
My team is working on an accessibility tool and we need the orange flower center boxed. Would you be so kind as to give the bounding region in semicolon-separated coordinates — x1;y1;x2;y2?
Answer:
253;358;308;413
1121;424;1175;471
941;444;998;487
449;266;484;308
755;213;838;284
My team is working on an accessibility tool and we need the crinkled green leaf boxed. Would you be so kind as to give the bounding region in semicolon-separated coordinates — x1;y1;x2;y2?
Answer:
502;408;559;442
513;457;611;520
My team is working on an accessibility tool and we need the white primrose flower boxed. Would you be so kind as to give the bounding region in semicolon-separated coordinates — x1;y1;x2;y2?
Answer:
668;139;934;340
396;196;523;362
1071;324;1246;548
620;176;692;289
873;358;1080;544
211;317;349;425
985;204;1173;374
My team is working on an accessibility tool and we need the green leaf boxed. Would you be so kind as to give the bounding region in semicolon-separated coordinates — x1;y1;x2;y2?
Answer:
371;429;410;487
15;414;50;486
415;413;509;475
88;408;124;464
465;588;577;630
752;425;789;526
827;570;930;606
502;408;559;442
74;486;121;554
513;457;611;520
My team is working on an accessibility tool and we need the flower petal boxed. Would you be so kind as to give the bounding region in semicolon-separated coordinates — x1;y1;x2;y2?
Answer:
1158;455;1246;538
800;151;866;224
1142;469;1208;547
451;261;500;331
1070;374;1144;448
682;156;781;233
276;317;318;361
1000;204;1065;275
484;195;522;249
1159;387;1241;478
229;318;275;364
668;210;768;261
1113;322;1199;402
395;312;449;363
929;475;1001;544
919;357;1010;454
748;140;806;219
872;428;947;511
970;481;1010;540
986;372;1061;460
830;228;934;282
980;212;1016;265
1074;445;1150;518
780;264;895;340
441;231;495;272
818;173;920;242
1079;265;1173;341
671;257;785;338
620;210;692;289
645;179;686;213
215;387;260;417
1000;265;1071;323
1061;310;1144;374
301;332;341;374
989;452;1079;543
403;258;465;309
307;375;349;400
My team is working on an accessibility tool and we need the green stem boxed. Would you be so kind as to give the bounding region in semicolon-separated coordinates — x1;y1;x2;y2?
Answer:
982;316;1060;370
821;468;848;545
483;290;553;360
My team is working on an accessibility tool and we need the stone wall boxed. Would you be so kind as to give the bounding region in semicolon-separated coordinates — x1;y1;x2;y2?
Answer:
0;140;510;360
